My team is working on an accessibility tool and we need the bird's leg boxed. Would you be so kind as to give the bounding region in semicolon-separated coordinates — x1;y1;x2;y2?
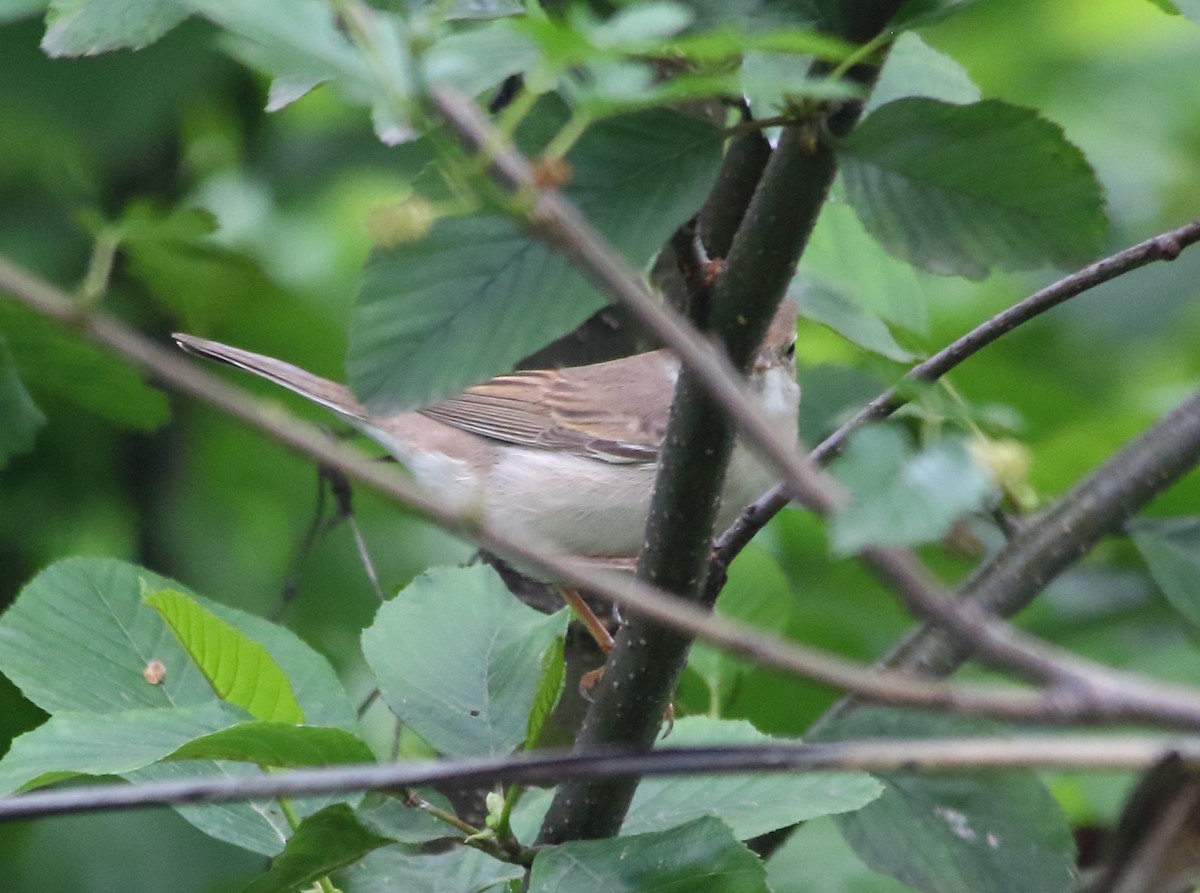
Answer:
559;585;675;737
558;587;615;700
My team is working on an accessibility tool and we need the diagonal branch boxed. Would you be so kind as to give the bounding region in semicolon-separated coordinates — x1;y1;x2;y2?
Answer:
7;254;1183;726
714;219;1200;567
432;86;824;509
813;379;1200;734
816;219;1200;462
8;257;1200;733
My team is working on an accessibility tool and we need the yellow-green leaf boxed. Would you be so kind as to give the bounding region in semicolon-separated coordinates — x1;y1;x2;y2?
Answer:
145;588;304;724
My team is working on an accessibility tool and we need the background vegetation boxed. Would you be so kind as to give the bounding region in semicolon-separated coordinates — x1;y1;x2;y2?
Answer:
1;0;1199;891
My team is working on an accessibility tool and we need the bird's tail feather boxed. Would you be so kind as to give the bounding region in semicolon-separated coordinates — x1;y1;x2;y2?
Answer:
173;333;368;422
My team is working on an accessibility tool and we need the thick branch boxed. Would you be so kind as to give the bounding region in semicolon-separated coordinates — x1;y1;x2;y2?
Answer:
4;737;1200;824
539;121;839;843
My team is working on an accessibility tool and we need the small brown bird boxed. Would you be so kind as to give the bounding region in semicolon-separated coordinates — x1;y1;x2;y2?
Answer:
174;303;800;564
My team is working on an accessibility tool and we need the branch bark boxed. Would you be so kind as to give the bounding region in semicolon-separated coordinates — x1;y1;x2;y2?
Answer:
4;736;1200;825
533;0;911;842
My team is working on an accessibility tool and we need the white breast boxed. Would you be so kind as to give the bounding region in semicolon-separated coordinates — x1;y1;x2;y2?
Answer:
485;448;660;557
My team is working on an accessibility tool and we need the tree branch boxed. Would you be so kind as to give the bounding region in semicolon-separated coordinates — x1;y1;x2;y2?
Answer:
8;256;1200;739
713;218;1200;567
4;736;1200;824
816;218;1200;462
887;381;1200;680
13;255;1192;726
810;379;1200;738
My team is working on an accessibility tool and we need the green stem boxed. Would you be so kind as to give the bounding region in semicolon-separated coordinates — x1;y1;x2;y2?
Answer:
540;111;592;163
827;30;891;81
276;793;338;891
77;227;120;308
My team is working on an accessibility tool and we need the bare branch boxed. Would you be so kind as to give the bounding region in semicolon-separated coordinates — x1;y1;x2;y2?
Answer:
3;736;1200;824
8;257;1200;731
0;256;1148;722
714;218;1200;566
816;218;1200;462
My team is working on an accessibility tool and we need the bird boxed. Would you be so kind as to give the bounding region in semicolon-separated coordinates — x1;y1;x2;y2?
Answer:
174;302;800;654
174;303;799;562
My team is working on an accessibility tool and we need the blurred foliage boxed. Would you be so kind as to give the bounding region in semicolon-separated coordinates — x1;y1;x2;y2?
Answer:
0;0;1198;890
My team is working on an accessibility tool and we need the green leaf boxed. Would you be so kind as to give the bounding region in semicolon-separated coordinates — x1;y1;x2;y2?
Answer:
360;565;569;756
528;816;769;893
0;702;242;794
200;598;356;729
424;18;539;99
127;759;297;856
184;0;384;107
0;302;170;432
42;0;189;58
357;793;460;845
524;634;566;751
864;32;979;117
407;0;523;19
822;709;1077;893
622;717;881;839
828;425;993;554
767;816;917;893
668;24;853;62
794;274;915;362
888;0;982;30
0;559;358;854
688;546;795;711
799;196;929;336
1;0;50;24
110;202;293;332
243;804;393;893
172;722;375;767
1130;516;1200;633
0;558;214;714
742;50;865;118
349;105;722;412
146;588;305;725
1144;0;1200;20
339;842;525;893
0;334;45;467
0;558;353;725
839;98;1108;279
587;2;694;48
1169;0;1200;24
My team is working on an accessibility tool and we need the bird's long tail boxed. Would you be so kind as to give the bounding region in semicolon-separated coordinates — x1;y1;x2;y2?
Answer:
173;334;369;423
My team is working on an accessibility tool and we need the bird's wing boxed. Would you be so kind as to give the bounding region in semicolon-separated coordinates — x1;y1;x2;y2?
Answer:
419;351;676;464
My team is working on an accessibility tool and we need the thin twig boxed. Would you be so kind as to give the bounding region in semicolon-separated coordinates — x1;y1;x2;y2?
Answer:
815;219;1200;462
713;219;1200;567
3;736;1200;824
